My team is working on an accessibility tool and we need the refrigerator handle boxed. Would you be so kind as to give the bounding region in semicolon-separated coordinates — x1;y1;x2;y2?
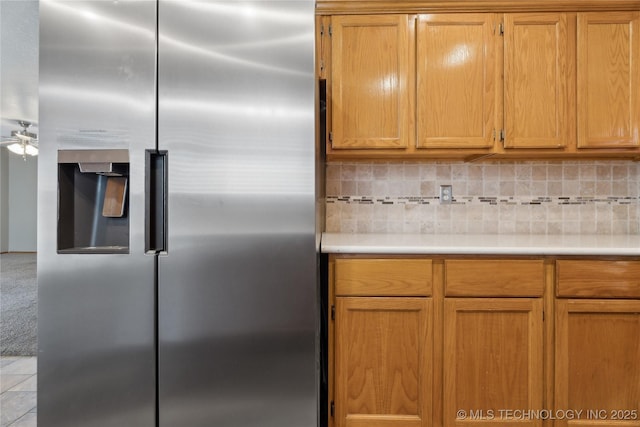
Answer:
145;149;168;254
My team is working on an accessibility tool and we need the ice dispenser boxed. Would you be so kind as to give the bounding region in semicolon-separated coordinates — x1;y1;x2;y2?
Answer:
57;149;129;253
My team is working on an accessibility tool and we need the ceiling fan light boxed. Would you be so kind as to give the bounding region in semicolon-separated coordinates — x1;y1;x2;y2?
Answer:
25;144;38;156
7;143;25;155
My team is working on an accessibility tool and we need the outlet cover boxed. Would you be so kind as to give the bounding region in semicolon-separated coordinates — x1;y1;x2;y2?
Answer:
440;185;453;204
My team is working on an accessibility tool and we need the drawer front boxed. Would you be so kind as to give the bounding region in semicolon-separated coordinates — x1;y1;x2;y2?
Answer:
445;259;545;297
334;258;432;296
557;260;640;298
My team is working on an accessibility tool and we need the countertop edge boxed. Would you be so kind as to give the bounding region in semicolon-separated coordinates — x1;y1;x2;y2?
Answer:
320;233;640;256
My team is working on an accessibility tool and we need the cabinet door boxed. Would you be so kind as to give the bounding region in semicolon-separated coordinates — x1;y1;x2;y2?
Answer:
331;15;411;149
335;297;432;427
416;14;498;149
444;298;544;427
555;300;640;427
504;13;570;149
577;12;640;148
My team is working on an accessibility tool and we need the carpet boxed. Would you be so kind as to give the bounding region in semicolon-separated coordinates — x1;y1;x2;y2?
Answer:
0;253;37;356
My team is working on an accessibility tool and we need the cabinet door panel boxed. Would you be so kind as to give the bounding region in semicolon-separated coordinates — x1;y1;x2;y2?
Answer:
336;297;432;427
577;12;640;148
504;13;569;148
331;15;411;149
444;298;544;427
555;300;640;427
416;14;498;149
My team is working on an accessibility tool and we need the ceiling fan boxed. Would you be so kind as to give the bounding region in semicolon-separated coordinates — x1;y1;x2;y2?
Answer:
1;120;39;159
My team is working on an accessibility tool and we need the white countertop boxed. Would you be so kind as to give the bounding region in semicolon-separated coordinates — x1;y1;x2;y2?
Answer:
321;233;640;256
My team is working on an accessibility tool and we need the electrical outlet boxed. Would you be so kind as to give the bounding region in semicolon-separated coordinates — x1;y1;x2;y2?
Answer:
439;185;453;204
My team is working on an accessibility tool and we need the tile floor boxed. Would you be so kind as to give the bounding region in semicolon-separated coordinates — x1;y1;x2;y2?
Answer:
0;357;37;427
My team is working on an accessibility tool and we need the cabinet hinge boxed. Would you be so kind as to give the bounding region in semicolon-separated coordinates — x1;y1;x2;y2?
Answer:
331;305;335;320
331;401;335;417
320;59;325;73
542;311;545;321
328;24;332;36
500;129;505;142
320;25;324;36
328;131;333;145
499;22;504;36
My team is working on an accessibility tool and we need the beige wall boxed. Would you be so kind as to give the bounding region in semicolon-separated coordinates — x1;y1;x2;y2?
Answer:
7;155;38;251
0;149;8;252
0;0;39;252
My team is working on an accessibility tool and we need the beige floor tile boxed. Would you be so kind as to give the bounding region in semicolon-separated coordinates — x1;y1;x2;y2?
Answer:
0;376;31;394
6;412;36;427
8;376;36;393
0;359;36;376
0;391;37;426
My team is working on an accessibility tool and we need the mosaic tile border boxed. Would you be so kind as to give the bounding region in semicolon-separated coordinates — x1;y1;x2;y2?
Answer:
327;195;639;206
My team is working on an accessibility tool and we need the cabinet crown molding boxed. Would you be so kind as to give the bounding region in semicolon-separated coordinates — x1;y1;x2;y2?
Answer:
317;1;640;15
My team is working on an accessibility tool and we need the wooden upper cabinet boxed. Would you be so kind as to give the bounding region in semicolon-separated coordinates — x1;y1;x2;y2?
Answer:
503;13;570;149
330;15;411;149
416;14;498;149
577;12;640;148
323;9;640;158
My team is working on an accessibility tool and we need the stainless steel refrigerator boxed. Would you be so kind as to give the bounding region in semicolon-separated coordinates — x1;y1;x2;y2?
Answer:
38;1;318;426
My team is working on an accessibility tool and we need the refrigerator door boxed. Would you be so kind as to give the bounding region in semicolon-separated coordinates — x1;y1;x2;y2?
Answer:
38;1;157;426
157;1;317;426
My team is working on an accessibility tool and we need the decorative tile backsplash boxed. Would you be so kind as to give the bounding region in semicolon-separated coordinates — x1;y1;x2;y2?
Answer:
326;161;640;234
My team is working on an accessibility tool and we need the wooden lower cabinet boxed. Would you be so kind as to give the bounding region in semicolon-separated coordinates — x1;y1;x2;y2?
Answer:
330;256;640;427
443;298;544;427
335;296;433;427
555;299;640;427
555;259;640;427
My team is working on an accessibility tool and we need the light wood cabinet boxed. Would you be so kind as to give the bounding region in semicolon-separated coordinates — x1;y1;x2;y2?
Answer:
416;12;572;152
557;259;640;298
335;258;433;296
555;259;640;427
503;13;571;149
577;11;640;149
330;15;412;150
328;256;640;427
332;257;433;427
321;8;640;160
443;260;545;427
444;259;544;297
416;14;499;149
555;300;640;427
444;298;544;427
335;297;433;427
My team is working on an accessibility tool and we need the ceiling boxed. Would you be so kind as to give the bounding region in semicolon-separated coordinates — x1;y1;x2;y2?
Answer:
0;1;39;139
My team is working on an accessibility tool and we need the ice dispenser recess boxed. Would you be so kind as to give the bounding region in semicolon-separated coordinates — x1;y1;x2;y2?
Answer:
58;149;130;254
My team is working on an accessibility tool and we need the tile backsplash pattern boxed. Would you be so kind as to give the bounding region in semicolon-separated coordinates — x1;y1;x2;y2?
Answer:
326;161;639;234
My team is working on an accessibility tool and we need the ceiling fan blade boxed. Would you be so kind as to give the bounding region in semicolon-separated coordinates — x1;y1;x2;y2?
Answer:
1;118;38;127
0;137;20;146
